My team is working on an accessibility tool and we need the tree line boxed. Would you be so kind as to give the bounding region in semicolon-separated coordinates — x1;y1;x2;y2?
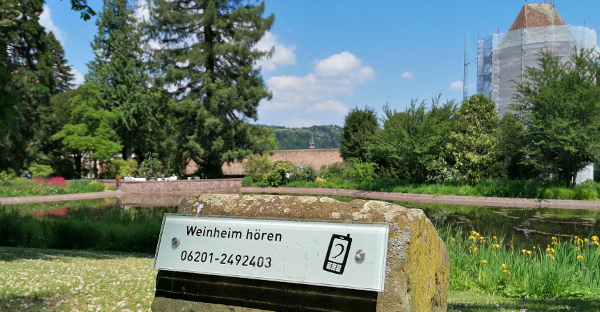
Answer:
1;0;276;179
340;49;600;188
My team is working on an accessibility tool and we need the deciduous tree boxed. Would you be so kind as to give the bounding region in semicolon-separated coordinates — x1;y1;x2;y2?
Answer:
446;94;501;183
340;106;379;163
512;49;600;187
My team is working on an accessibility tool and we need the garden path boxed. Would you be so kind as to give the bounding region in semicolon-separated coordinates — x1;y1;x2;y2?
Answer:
2;187;600;210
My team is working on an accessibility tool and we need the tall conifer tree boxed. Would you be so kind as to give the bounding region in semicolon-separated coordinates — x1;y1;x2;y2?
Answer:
46;31;75;94
147;0;275;176
87;0;160;160
0;0;53;171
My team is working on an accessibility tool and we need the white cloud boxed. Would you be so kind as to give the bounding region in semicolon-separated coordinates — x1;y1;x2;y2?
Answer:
39;5;65;44
401;71;414;79
254;32;296;72
449;80;464;90
260;52;373;126
71;67;84;86
314;52;374;82
308;100;349;115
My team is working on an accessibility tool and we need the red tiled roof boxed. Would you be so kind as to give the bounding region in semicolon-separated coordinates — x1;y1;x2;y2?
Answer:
509;2;565;31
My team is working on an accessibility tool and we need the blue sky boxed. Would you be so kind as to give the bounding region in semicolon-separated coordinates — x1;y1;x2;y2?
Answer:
41;0;600;127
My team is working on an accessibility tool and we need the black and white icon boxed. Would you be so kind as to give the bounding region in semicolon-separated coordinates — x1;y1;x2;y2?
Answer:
323;234;352;274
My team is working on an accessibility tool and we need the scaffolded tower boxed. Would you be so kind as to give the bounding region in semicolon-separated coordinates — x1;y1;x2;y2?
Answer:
477;2;597;116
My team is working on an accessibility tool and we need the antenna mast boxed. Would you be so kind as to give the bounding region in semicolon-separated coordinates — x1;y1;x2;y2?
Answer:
463;33;469;101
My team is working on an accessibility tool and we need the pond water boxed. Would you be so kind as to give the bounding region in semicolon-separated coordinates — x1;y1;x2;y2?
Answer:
1;196;598;252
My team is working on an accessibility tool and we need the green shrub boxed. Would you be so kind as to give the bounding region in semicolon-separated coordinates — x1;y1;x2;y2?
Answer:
319;162;351;180
242;176;253;186
29;164;54;178
290;165;317;182
0;171;12;186
264;168;286;187
105;158;139;178
244;154;272;182
348;158;378;183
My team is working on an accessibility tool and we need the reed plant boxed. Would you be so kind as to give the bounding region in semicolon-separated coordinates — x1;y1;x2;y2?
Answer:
439;226;600;299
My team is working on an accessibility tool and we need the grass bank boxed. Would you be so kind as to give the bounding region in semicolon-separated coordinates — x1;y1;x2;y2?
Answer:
0;177;106;198
256;178;600;200
1;247;599;311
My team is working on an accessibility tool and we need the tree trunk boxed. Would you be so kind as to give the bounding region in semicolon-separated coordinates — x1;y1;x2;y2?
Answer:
74;152;82;179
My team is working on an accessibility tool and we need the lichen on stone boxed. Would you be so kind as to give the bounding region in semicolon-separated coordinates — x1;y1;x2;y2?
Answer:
319;197;334;203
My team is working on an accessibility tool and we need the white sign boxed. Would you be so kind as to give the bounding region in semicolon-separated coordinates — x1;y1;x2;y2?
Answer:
154;214;389;292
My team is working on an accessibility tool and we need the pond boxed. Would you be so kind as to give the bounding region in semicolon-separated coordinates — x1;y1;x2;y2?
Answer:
1;195;598;253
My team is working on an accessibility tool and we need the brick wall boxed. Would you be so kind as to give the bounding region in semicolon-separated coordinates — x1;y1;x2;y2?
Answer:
186;149;343;175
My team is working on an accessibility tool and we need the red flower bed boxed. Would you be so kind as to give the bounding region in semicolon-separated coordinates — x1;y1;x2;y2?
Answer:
33;177;66;188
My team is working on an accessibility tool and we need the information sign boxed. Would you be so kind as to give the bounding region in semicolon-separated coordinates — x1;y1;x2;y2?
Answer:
154;214;389;292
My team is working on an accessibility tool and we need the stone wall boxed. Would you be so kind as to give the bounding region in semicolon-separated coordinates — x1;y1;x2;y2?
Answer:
106;179;242;194
185;149;343;175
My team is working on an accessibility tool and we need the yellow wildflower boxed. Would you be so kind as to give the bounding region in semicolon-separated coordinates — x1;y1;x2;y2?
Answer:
503;270;511;274
493;236;497;240
593;241;599;246
493;244;500;248
481;260;488;264
469;246;473;249
479;236;485;240
546;254;551;257
469;236;475;240
471;231;480;236
574;236;579;240
577;255;584;260
501;264;508;269
584;238;589;243
450;237;456;242
474;248;479;251
551;256;555;260
552;237;557;241
592;236;598;241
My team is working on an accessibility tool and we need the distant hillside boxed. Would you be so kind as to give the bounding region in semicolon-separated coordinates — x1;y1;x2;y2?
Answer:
267;125;342;150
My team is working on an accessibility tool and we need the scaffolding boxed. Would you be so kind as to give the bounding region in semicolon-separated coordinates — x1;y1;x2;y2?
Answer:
477;25;597;116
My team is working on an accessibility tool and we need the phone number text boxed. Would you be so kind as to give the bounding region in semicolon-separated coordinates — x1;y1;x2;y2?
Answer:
180;250;272;268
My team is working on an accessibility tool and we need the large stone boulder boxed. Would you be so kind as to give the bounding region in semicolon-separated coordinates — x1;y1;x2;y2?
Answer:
152;194;449;312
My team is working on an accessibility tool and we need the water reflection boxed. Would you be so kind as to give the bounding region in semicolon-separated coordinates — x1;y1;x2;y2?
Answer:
2;196;599;251
406;202;600;248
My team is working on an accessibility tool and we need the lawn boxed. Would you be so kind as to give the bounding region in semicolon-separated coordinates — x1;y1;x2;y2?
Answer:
1;247;599;312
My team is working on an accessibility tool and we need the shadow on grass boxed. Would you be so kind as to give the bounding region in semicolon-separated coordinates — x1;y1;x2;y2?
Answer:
449;298;600;311
0;246;153;262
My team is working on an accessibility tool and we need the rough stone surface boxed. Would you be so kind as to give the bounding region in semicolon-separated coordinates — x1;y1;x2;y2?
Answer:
152;194;449;312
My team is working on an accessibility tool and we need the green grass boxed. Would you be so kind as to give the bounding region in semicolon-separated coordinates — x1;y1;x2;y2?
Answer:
448;290;600;311
257;178;600;200
1;247;598;311
0;247;155;312
0;178;106;198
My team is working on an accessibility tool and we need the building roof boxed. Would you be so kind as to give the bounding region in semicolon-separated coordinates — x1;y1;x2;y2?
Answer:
508;2;566;31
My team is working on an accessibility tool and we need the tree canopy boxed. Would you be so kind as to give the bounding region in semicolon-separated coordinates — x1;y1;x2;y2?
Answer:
512;49;600;187
146;0;275;176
